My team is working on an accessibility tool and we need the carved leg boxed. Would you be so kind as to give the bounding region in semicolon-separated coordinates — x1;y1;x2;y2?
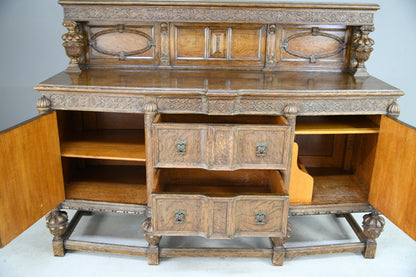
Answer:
270;237;286;266
45;208;69;257
362;212;385;259
142;217;162;265
270;222;291;266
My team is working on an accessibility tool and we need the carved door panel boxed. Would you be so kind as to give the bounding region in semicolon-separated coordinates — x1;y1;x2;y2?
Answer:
369;116;416;240
0;112;65;247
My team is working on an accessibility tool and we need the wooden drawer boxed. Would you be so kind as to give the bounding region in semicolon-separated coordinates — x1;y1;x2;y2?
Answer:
151;169;289;238
152;114;291;170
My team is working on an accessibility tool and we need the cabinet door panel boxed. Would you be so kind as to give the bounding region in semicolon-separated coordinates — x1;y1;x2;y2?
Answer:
369;116;416;240
0;112;65;247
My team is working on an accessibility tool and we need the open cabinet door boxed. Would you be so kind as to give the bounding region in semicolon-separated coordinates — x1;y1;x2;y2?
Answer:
369;116;416;241
0;112;65;247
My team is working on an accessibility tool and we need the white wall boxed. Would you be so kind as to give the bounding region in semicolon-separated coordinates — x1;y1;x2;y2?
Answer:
0;0;415;130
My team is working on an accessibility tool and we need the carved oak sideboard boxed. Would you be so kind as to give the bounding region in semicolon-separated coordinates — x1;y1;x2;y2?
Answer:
0;0;415;266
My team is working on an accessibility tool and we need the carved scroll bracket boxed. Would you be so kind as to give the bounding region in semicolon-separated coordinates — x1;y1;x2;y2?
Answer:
62;21;85;72
351;25;375;76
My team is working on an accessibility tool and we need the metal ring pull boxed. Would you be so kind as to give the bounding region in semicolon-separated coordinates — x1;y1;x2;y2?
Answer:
174;209;186;224
256;142;267;157
254;210;267;225
175;140;187;155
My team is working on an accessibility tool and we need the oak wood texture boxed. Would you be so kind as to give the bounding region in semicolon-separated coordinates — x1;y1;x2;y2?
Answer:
369;116;416;240
289;143;314;204
0;112;65;247
36;70;402;97
153;114;290;170
65;165;147;204
152;168;288;238
61;130;146;161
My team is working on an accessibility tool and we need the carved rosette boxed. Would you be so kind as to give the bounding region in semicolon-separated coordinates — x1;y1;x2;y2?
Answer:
62;21;85;72
387;100;400;118
36;96;52;115
46;209;68;240
352;25;375;76
362;212;385;242
141;217;161;246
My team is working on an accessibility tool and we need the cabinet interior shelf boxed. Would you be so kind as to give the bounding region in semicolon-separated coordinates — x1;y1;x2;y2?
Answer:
295;116;380;135
65;165;147;204
61;130;146;162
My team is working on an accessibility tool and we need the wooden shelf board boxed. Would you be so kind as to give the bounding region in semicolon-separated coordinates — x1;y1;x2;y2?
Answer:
310;173;369;205
61;130;145;161
66;165;147;204
295;116;379;135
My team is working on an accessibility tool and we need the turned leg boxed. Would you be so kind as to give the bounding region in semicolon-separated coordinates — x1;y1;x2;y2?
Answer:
45;208;69;256
142;217;162;265
362;211;385;259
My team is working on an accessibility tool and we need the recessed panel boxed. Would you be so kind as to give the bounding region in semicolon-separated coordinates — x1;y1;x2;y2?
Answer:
176;27;205;58
231;28;263;60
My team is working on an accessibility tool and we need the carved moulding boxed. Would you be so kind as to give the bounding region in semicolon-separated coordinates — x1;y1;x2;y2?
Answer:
42;92;145;113
90;24;155;61
282;27;345;63
63;6;374;25
157;96;395;115
61;199;147;215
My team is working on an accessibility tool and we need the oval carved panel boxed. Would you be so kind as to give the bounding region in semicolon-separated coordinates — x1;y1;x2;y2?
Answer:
282;27;345;63
90;25;155;60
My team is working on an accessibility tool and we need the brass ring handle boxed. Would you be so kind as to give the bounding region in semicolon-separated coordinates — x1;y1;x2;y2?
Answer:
175;140;188;155
174;209;186;224
256;142;267;157
254;210;266;225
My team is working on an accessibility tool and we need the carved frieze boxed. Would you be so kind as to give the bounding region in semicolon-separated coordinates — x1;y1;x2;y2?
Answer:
63;6;374;25
43;92;145;112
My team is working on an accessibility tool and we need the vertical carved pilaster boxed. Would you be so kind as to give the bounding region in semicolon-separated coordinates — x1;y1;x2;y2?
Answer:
387;100;400;119
160;22;170;66
351;25;375;77
362;211;385;258
142;217;162;265
46;208;68;256
144;102;158;206
62;21;85;72
36;96;52;115
283;103;298;189
266;24;277;67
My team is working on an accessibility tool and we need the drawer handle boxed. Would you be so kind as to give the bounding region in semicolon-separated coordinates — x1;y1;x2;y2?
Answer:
256;142;267;157
254;210;267;225
174;209;187;224
175;140;188;155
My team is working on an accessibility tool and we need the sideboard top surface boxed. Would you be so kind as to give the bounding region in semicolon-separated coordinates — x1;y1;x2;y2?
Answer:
58;0;379;10
35;70;402;97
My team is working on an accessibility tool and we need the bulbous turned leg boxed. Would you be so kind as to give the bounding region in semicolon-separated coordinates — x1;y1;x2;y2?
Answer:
46;208;68;256
362;211;385;259
142;217;162;265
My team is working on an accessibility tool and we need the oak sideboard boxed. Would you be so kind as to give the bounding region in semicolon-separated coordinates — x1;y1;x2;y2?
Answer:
0;0;415;266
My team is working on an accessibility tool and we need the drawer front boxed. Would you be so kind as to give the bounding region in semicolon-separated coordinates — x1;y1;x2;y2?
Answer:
153;123;290;170
152;194;208;236
236;126;291;169
233;196;289;237
153;124;208;168
152;194;288;238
